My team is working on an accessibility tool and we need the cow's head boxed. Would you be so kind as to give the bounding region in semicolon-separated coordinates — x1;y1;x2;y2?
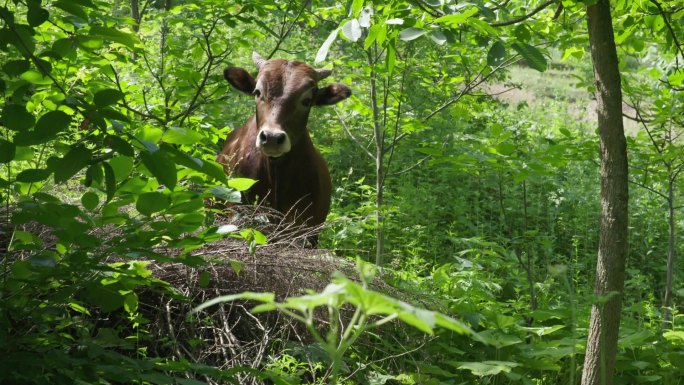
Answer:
224;52;351;158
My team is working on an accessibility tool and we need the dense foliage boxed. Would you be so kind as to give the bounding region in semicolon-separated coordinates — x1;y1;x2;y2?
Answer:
1;0;684;384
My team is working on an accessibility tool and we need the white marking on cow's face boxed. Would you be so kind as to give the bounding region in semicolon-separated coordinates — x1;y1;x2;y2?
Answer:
255;125;292;158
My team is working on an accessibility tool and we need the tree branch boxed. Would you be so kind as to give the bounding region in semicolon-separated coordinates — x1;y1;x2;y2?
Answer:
629;178;668;200
334;107;375;160
491;0;557;27
388;155;431;176
424;55;520;121
267;0;310;59
649;0;684;62
409;0;443;17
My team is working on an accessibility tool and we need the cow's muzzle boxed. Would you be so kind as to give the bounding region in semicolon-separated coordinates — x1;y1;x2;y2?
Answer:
256;128;291;158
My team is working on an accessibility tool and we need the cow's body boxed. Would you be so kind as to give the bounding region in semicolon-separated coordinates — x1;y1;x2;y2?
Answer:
218;53;351;244
219;116;332;229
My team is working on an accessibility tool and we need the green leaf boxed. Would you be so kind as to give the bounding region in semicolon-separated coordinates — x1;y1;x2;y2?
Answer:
52;146;92;183
433;7;479;26
210;186;241;203
192;292;276;314
9;25;35;56
34;110;72;141
108;156;134;181
54;1;88;20
27;5;49;26
104;135;134;156
85;163;102;186
487;41;507;67
198;272;211;287
511;42;547;72
94;89;124;107
89;25;137;49
123;292;138;313
665;331;684;344
0;139;16;163
513;24;531;42
351;0;364;16
315;28;339;64
14;146;34;161
136;191;171;216
20;70;52;85
81;191;99;211
102;162;116;202
162;126;203;145
364;24;383;49
16;168;51;182
430;30;447;45
141;150;177;190
398;27;428;41
229;260;244;276
228;178;257;192
2;60;31;76
457;361;519;376
69;302;92;316
2;104;35;131
519;324;565;336
11;260;31;279
87;284;123;312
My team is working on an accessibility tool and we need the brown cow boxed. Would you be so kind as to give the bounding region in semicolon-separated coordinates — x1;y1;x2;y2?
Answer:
218;52;351;245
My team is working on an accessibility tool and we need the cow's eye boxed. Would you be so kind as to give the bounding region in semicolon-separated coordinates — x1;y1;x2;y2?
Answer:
302;97;312;106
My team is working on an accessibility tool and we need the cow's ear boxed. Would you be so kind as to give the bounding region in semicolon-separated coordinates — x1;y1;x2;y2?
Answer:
224;67;256;95
315;83;351;106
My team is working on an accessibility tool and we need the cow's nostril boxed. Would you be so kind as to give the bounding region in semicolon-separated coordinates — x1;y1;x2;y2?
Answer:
259;131;268;142
276;133;286;145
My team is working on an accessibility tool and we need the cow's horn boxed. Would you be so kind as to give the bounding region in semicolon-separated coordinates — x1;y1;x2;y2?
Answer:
315;68;332;81
252;52;266;70
316;68;332;80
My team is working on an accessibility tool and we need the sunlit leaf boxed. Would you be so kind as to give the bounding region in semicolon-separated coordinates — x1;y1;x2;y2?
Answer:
162;126;203;145
398;27;427;41
457;361;519;376
342;19;362;42
315;28;339;64
228;178;257;192
191;292;276;314
433;7;479;26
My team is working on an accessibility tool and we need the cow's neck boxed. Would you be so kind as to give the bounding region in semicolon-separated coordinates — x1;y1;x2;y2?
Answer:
263;131;311;210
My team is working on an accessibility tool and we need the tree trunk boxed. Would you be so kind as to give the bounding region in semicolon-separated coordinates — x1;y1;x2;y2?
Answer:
368;48;385;266
581;1;629;385
663;173;675;327
131;0;140;32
